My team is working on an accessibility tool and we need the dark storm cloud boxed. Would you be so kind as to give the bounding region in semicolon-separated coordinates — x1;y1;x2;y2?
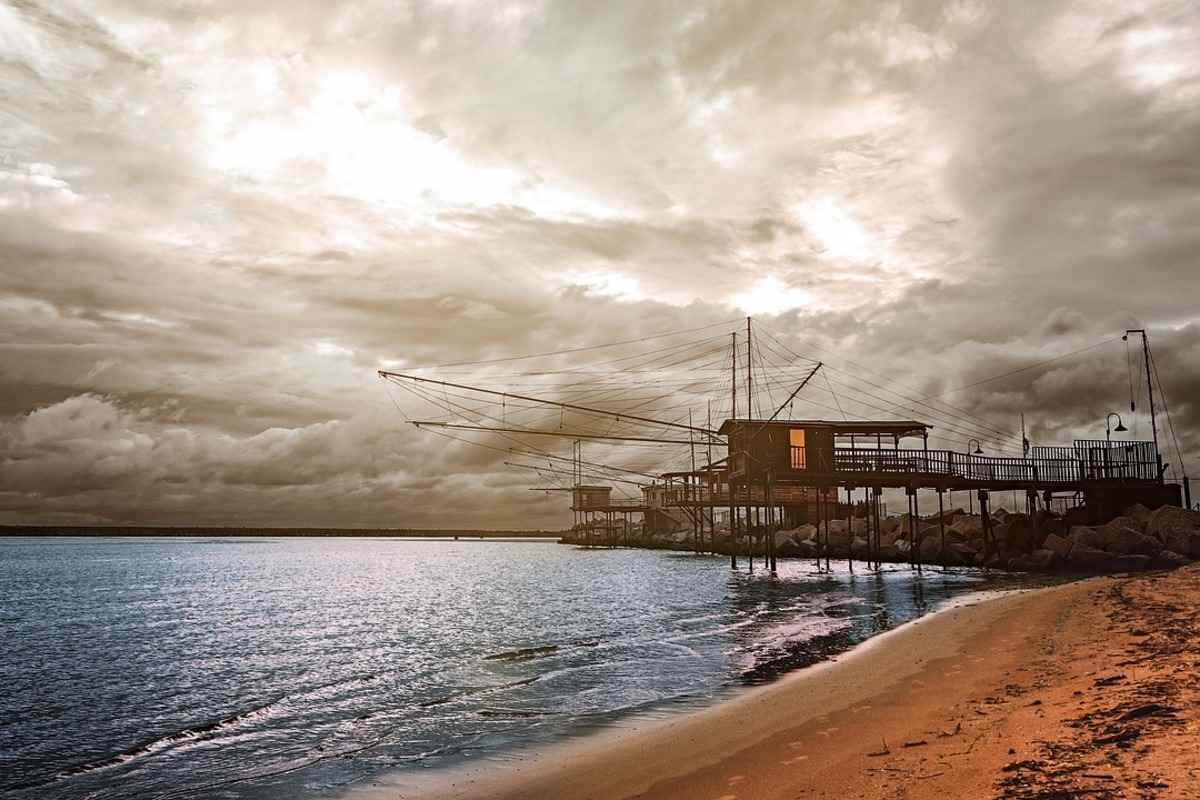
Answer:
1;0;1197;526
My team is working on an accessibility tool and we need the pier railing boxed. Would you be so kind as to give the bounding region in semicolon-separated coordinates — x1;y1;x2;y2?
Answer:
827;444;1155;486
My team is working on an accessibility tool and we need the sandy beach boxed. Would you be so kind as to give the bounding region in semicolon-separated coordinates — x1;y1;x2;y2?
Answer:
356;565;1200;800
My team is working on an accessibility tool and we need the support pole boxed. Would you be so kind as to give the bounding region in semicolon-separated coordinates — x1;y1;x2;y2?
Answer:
1028;488;1039;556
730;332;738;570
814;494;823;573
913;488;922;573
744;319;753;574
689;411;697;552
747;491;754;573
823;489;831;573
864;489;873;568
938;489;946;569
979;490;992;567
906;489;916;570
846;486;854;574
767;474;777;574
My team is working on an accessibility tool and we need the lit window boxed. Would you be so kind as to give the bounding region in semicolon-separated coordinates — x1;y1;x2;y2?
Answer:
789;429;806;470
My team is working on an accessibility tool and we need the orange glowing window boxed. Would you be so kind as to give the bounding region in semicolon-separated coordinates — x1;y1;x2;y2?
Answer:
789;429;806;470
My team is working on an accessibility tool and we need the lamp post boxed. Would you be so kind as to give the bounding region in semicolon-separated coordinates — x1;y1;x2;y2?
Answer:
1105;413;1127;479
966;439;982;514
1105;413;1127;444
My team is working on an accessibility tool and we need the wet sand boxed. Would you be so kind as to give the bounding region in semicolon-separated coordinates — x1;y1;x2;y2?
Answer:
354;565;1200;800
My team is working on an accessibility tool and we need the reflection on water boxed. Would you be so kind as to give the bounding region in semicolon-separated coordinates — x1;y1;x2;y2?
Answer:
0;538;1044;800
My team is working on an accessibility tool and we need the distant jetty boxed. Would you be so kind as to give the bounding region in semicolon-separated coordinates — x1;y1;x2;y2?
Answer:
0;526;559;538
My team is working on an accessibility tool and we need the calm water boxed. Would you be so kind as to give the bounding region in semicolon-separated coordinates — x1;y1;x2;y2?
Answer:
0;537;1036;799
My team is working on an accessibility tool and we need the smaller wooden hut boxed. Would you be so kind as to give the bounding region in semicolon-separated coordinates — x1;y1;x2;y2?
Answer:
571;485;612;511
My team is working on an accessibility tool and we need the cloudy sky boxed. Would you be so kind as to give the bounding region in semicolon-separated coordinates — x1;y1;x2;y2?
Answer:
1;0;1197;528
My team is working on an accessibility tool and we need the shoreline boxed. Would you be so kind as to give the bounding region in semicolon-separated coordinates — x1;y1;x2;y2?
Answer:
347;567;1200;799
344;581;1079;800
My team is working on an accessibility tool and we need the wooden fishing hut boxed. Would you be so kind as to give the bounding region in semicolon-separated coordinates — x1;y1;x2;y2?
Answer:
570;484;646;547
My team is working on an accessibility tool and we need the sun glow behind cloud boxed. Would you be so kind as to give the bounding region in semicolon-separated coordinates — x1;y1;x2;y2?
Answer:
204;71;522;210
729;276;813;315
200;68;621;222
789;198;878;264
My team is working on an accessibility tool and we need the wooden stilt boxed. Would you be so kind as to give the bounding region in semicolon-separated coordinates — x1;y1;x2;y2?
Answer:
938;489;946;569
979;490;992;567
846;486;855;574
767;476;777;574
913;488;922;573
905;490;915;569
730;480;738;570
823;490;831;573
747;494;755;573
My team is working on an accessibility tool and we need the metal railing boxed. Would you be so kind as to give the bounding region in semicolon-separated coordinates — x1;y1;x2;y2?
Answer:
827;446;1135;486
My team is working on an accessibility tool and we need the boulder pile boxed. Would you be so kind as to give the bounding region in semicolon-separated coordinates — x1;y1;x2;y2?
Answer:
561;502;1200;574
1017;504;1200;573
767;503;1200;574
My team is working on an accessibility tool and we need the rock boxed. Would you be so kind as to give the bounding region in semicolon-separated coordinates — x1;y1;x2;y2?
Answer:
1146;506;1200;557
1154;550;1192;568
943;528;969;544
1161;529;1200;560
919;536;942;558
1042;532;1073;559
1123;503;1153;524
1037;516;1068;543
919;521;942;538
949;516;982;539
880;515;908;536
828;519;850;536
997;514;1035;553
1103;526;1161;557
1067;544;1152;572
795;538;819;557
894;538;911;554
1069;525;1109;550
850;536;870;552
1007;556;1034;571
1030;548;1059;570
1066;543;1112;570
826;529;852;548
776;540;802;557
791;524;818;543
1102;514;1146;535
947;541;977;560
1110;554;1152;572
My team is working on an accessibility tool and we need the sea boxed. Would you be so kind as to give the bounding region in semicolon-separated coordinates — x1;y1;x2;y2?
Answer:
0;536;1040;799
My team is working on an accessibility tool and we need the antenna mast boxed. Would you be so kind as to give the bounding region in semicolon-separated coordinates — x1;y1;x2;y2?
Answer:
746;317;753;418
1124;329;1162;480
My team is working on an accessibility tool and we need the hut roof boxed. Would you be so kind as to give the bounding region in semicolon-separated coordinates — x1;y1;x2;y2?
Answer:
717;418;930;438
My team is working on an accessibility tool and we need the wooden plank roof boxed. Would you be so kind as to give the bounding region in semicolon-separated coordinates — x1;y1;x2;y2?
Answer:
717;418;931;438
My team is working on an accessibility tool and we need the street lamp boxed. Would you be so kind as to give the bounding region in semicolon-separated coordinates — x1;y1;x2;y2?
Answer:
1105;412;1127;444
1105;413;1127;479
967;438;984;455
